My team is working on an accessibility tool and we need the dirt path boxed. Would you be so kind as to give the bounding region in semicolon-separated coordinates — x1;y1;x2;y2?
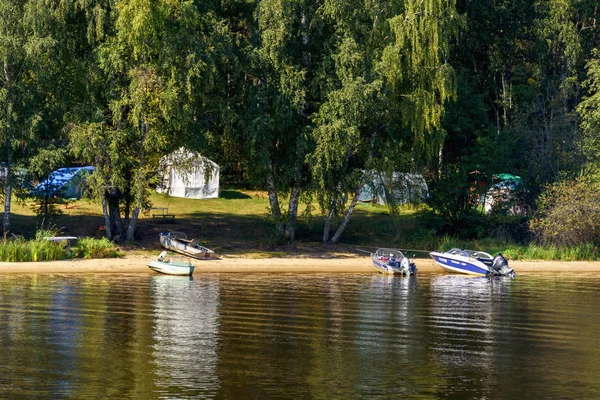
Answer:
1;254;600;274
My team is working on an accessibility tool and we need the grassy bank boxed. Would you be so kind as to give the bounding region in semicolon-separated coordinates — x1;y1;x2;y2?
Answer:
0;235;121;262
7;190;600;261
434;236;600;261
10;190;420;257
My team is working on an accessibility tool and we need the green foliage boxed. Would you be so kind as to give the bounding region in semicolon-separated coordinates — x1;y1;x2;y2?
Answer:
530;175;600;247
0;223;120;261
502;243;600;261
74;237;121;259
429;234;600;261
2;0;600;247
0;236;67;262
578;49;600;170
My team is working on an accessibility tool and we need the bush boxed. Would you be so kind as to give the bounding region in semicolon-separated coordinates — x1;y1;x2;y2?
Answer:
74;237;121;259
530;175;600;247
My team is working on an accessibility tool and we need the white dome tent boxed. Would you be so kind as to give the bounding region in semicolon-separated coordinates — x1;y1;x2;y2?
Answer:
157;148;220;199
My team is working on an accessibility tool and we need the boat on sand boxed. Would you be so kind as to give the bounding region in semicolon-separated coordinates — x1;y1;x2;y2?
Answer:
159;231;217;259
429;248;515;277
148;251;195;276
371;248;417;275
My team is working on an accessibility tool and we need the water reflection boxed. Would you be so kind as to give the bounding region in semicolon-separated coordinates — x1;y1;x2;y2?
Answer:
0;273;599;398
150;275;220;397
426;275;517;398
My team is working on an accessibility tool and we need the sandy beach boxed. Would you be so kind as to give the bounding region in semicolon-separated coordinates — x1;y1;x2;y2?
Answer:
1;254;600;274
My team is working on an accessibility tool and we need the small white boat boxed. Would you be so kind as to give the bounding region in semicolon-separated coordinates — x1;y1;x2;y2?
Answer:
160;231;217;259
148;251;195;276
429;248;515;277
371;248;417;275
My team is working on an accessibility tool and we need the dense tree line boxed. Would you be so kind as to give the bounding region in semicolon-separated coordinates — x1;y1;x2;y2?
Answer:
1;0;599;245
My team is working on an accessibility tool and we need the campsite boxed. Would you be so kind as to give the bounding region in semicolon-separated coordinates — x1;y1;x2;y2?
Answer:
11;183;425;259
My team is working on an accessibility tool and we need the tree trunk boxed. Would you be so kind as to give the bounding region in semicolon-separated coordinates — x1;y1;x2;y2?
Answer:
102;196;112;240
3;145;11;240
125;206;140;242
325;130;377;245
322;199;336;243
323;182;343;243
3;182;11;241
3;61;12;240
330;188;362;244
107;192;123;241
266;161;284;238
285;184;301;241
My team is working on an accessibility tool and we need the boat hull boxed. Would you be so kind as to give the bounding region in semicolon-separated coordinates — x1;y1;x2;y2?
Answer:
371;248;416;276
430;253;489;276
160;232;217;260
148;260;195;276
372;259;409;275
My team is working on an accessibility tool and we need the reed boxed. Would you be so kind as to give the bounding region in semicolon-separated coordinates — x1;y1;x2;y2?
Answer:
0;236;68;262
503;243;600;261
433;235;600;261
0;230;120;262
74;237;121;259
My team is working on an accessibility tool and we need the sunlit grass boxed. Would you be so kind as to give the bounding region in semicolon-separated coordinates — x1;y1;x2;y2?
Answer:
434;235;600;261
0;236;67;262
7;191;600;261
74;237;122;259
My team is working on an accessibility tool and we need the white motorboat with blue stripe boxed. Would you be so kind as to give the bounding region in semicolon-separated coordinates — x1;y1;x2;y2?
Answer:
371;248;417;275
429;248;514;277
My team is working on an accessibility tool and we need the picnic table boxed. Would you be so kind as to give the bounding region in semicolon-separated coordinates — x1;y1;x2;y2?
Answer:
151;207;175;223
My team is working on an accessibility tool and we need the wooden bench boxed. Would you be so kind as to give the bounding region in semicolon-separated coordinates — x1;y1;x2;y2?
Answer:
151;207;176;223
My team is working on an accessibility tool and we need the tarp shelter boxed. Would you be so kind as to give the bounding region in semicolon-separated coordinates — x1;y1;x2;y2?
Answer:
158;149;220;199
484;173;524;215
359;172;428;205
32;166;95;199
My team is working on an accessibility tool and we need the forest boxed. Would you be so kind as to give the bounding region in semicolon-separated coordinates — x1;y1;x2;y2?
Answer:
1;0;600;248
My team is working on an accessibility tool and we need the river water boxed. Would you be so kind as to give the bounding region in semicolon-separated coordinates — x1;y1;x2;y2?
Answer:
0;272;598;399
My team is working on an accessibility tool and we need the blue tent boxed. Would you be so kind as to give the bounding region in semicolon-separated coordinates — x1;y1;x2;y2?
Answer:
32;166;95;199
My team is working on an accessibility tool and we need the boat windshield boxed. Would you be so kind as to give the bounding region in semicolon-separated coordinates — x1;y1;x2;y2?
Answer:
375;248;405;259
446;248;493;259
447;248;469;257
469;250;493;259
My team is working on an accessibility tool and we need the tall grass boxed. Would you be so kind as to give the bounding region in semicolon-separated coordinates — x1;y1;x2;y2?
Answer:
0;236;68;262
0;230;121;262
502;243;600;261
434;235;600;261
74;237;121;259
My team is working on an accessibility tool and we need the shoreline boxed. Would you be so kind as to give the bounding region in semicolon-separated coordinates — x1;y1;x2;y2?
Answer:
1;254;600;274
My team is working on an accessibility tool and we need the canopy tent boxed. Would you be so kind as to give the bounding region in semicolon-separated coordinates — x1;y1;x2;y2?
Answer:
32;166;95;199
484;173;525;215
359;172;428;205
157;149;220;199
493;173;522;184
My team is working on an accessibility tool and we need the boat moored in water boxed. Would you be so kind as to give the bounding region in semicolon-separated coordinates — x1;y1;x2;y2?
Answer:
148;251;195;276
429;248;515;277
371;248;417;275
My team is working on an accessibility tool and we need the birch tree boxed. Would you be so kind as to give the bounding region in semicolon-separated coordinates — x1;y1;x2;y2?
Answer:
311;0;458;243
70;0;228;241
0;0;75;238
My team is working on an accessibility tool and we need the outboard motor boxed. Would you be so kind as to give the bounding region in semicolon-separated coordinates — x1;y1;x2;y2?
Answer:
490;253;515;277
401;256;418;275
158;250;169;262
